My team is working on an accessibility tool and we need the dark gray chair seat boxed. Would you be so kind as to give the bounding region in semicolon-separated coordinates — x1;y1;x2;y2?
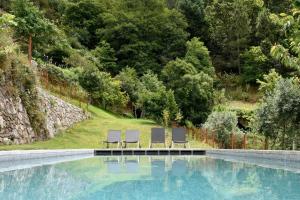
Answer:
170;127;190;148
123;130;141;148
149;128;166;148
103;130;122;148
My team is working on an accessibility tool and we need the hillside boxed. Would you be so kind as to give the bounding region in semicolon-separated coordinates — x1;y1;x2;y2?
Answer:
0;103;211;150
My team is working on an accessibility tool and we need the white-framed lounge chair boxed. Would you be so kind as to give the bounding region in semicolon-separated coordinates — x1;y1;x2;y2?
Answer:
123;130;141;148
103;130;122;148
170;127;190;148
149;128;166;148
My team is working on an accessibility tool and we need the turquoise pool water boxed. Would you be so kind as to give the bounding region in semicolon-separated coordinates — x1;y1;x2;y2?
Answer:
0;156;299;200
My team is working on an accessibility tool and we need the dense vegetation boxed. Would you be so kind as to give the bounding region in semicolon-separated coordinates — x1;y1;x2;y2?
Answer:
1;0;300;149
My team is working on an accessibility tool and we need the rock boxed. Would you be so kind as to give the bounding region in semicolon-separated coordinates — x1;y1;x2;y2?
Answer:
0;116;5;129
3;138;11;145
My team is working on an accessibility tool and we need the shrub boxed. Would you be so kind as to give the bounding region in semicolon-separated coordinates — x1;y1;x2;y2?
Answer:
204;111;240;148
79;65;128;111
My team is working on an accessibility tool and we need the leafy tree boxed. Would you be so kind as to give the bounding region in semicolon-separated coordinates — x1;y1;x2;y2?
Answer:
162;59;214;124
92;41;117;74
137;71;178;121
264;0;293;13
206;0;254;73
11;0;54;63
177;0;209;39
241;46;269;84
257;69;282;94
269;5;300;74
63;0;104;49
79;65;128;110
98;0;188;74
255;78;300;149
184;37;215;76
116;67;141;116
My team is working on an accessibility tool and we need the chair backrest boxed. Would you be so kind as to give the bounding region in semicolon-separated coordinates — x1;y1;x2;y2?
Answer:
125;130;140;142
107;130;121;143
151;128;165;143
172;127;186;142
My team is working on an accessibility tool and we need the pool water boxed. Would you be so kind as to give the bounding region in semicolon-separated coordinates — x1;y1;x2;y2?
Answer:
0;156;300;200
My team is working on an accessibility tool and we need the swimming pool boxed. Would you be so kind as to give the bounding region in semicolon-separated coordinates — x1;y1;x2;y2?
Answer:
0;155;299;200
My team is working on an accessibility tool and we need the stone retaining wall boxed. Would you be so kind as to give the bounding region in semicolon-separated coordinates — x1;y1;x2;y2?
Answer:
0;88;88;145
39;89;88;137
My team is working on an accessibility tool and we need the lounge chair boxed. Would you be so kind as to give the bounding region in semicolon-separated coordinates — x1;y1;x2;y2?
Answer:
170;127;190;148
149;128;166;148
123;130;141;148
103;130;122;148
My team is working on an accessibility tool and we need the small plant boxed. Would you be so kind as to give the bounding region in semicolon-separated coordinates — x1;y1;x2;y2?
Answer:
162;109;170;128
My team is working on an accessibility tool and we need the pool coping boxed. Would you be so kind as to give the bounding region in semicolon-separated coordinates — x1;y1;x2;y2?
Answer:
0;149;299;162
0;149;94;162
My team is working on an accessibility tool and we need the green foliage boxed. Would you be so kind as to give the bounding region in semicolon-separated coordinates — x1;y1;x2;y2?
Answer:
257;69;282;95
206;0;253;73
204;111;240;148
79;65;128;110
241;46;269;84
254;78;300;149
92;41;117;74
0;28;48;140
177;0;209;39
98;0;188;74
63;0;104;49
137;71;178;121
15;63;49;139
163;58;214;124
11;0;54;42
116;67;140;104
184;37;214;76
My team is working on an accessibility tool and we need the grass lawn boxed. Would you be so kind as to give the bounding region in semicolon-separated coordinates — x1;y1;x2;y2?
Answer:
0;103;211;150
227;100;258;111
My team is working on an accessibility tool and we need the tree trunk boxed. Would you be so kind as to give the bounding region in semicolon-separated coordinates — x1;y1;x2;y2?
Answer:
264;136;269;150
28;34;32;65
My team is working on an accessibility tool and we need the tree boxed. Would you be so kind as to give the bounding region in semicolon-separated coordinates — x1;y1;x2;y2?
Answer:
11;0;54;64
63;0;104;49
241;46;269;84
78;65;128;110
206;0;253;73
137;71;178;121
92;41;118;75
177;0;209;39
255;77;300;150
98;0;188;74
116;67;141;116
269;5;300;74
162;59;214;124
184;37;215;76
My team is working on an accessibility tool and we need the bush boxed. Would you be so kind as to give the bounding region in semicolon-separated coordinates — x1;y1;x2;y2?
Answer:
204;111;240;148
79;65;128;111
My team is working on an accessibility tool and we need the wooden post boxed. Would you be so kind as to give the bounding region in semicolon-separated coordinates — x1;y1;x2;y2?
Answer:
243;134;247;149
212;131;215;148
205;129;208;144
231;133;234;149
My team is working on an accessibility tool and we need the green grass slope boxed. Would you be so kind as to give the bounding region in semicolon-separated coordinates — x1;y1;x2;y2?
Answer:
0;104;211;150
